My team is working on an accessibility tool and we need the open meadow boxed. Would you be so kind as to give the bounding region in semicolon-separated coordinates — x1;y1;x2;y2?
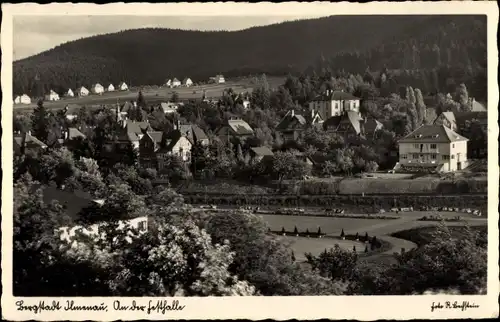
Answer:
13;76;285;112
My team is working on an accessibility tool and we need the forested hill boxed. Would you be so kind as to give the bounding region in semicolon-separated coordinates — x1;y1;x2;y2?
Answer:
14;15;486;97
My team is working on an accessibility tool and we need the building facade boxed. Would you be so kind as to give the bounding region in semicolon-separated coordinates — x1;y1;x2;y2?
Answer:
309;90;361;119
397;125;469;172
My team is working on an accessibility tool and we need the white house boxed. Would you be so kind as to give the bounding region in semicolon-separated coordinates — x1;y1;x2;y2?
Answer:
91;83;104;94
397;125;469;173
107;84;115;92
66;88;75;97
172;78;181;87
118;82;128;91
165;79;172;87
210;75;225;84
160;102;179;114
16;94;31;104
45;90;60;101
309;90;361;119
183;78;193;87
76;86;90;97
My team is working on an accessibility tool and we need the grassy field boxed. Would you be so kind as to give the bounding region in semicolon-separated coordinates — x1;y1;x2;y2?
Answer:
13;76;286;112
260;211;487;262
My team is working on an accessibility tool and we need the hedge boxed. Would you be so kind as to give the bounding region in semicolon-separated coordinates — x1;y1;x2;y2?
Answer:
183;194;488;215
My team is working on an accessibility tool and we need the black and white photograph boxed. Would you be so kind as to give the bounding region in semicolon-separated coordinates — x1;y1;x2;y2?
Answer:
1;2;498;320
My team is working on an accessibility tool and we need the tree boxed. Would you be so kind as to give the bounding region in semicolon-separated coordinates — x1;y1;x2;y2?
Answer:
318;226;322;235
414;88;426;126
294;226;299;234
263;150;310;188
171;91;180;103
364;245;369;253
137;91;147;109
454;83;470;111
14;114;32;133
204;211;344;295
306;245;358;282
340;229;345;239
31;100;50;143
353;245;357;252
291;251;296;262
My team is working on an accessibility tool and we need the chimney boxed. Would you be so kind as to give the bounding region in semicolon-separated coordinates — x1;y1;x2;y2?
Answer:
27;130;31;136
291;109;295;117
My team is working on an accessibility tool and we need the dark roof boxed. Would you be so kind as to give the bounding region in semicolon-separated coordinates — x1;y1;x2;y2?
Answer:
398;125;469;144
312;91;359;101
323;111;363;134
14;132;47;149
179;124;209;144
121;101;134;113
250;146;274;157
32;185;98;222
276;110;308;131
126;120;152;135
67;128;86;140
157;130;183;153
454;111;488;126
147;131;164;144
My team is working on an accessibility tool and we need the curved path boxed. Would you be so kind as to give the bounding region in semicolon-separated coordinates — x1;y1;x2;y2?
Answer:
260;211;487;259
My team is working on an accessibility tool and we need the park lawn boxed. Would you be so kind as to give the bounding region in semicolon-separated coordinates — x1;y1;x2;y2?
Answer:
277;236;366;261
261;214;387;235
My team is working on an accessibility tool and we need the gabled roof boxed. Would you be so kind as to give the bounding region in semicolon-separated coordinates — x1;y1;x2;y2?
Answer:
118;82;127;87
23;132;48;148
471;100;487;112
312;91;359;102
250;146;274;157
67;127;86;140
226;119;254;136
126;121;152;135
121;101;134;113
173;78;180;82
157;130;190;153
142;131;164;151
441;111;456;124
92;83;103;88
31;185;99;223
398;125;469;144
179;124;209;144
276;110;308;131
323;111;363;135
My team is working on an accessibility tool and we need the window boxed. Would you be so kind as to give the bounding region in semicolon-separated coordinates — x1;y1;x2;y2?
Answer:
401;154;408;159
452;144;455;148
442;155;450;161
430;144;437;149
431;154;437;160
414;144;419;149
451;154;455;159
138;220;147;232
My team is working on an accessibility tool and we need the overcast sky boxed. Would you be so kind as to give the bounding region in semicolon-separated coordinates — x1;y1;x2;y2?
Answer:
13;15;327;60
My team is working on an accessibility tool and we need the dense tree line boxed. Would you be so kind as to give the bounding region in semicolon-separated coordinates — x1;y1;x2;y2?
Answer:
14;15;486;101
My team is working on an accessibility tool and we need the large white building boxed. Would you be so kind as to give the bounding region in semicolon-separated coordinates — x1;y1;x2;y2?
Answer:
309;90;361;120
107;84;115;92
172;78;181;87
397;125;469;173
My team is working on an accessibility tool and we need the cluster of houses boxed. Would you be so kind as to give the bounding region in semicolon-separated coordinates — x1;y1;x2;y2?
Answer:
14;87;487;176
13;82;129;105
14;86;487;247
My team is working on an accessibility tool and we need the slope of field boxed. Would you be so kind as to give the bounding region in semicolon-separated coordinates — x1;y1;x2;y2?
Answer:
13;15;486;96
